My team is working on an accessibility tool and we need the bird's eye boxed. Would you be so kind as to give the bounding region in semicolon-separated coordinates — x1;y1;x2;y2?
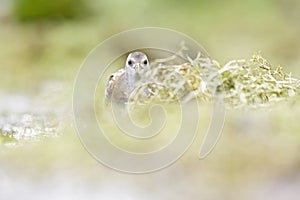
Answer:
128;60;133;65
143;60;148;65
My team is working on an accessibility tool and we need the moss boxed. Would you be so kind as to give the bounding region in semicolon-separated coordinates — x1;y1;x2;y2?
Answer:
13;0;88;21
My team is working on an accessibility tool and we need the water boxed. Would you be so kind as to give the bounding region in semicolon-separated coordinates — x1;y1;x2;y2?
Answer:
0;112;60;147
1;81;300;200
0;82;70;148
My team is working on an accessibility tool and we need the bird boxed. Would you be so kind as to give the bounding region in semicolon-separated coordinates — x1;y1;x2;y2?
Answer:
105;52;150;104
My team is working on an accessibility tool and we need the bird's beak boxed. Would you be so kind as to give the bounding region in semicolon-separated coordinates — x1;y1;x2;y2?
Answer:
135;64;142;72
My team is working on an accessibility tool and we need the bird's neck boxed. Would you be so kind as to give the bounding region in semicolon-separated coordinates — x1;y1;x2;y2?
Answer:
125;70;140;92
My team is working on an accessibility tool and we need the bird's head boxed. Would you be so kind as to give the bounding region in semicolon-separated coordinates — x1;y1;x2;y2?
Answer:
125;52;149;73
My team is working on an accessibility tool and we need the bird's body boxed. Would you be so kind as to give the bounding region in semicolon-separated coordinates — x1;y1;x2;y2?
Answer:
105;68;127;102
105;52;149;104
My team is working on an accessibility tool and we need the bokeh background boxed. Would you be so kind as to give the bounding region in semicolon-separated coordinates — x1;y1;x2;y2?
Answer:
1;0;300;199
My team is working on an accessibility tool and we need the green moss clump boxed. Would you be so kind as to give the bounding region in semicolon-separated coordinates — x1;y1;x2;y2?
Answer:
13;0;88;21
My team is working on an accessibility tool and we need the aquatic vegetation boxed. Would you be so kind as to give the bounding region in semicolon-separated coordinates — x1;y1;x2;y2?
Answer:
129;51;300;109
217;52;300;108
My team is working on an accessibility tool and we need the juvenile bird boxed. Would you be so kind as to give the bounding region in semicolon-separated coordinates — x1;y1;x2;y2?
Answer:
105;52;149;104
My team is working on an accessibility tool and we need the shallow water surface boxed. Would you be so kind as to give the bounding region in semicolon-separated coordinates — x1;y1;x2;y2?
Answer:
0;82;70;148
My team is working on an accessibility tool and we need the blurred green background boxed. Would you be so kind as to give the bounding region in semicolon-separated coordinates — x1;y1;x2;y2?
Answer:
1;0;300;199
